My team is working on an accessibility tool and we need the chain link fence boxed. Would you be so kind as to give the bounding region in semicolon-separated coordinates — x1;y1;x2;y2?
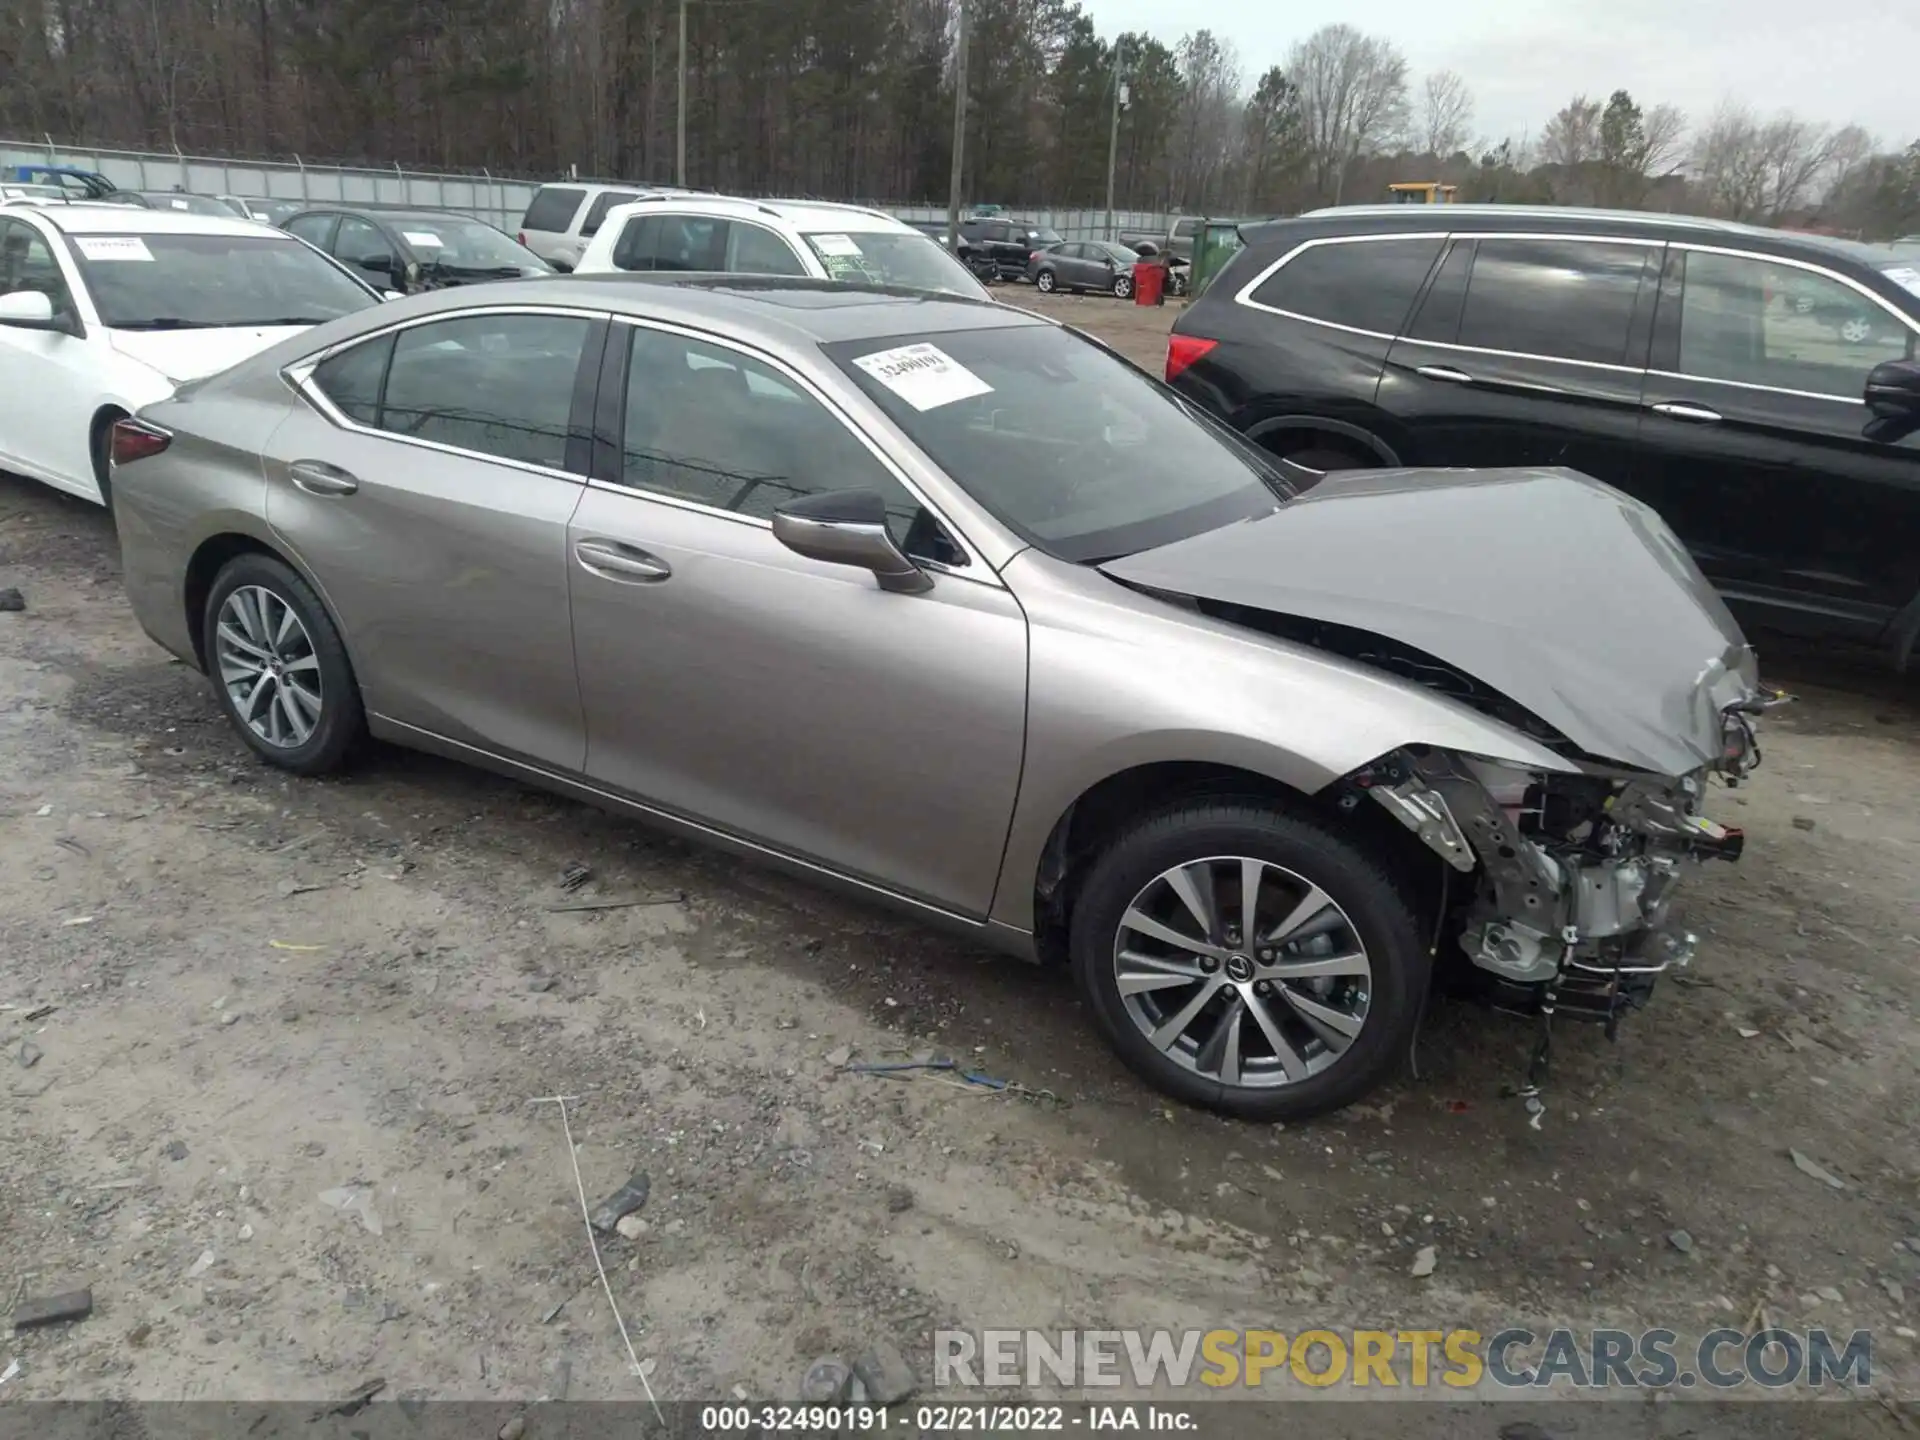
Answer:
3;138;1171;241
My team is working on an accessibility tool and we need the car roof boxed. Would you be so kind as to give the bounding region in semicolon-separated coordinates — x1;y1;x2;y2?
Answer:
303;274;1041;354
1268;204;1893;268
601;194;912;233
27;204;276;237
291;206;474;224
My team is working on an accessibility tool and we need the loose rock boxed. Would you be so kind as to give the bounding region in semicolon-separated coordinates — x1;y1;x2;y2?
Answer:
615;1214;649;1240
0;588;23;612
1882;1278;1905;1306
589;1173;651;1234
1410;1246;1437;1278
16;1040;41;1069
853;1341;916;1405
161;1140;187;1162
499;1416;527;1440
887;1186;914;1214
13;1288;92;1329
1669;1230;1694;1254
825;1045;853;1068
1789;1150;1848;1190
1791;816;1816;831
525;975;558;994
187;1249;216;1279
800;1356;851;1403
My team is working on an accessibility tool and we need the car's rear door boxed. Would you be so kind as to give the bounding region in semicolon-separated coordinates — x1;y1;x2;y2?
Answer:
1378;231;1660;487
271;306;604;769
1636;243;1920;642
565;318;1029;917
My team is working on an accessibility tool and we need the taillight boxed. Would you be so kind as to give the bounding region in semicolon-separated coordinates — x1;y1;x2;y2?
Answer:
1029;250;1040;263
1164;334;1217;383
517;231;527;246
110;418;172;466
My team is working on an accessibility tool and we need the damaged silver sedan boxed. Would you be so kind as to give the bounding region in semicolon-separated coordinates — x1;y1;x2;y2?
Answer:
110;277;1773;1120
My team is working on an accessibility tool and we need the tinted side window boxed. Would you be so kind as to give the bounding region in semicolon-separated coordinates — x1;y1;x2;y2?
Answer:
0;219;75;316
610;215;656;271
621;327;961;562
649;215;726;271
286;213;336;248
581;190;642;238
522;187;585;234
727;222;807;276
1677;251;1912;397
1459;239;1650;365
335;217;395;272
1403;238;1472;343
379;314;592;471
311;333;395;425
1249;237;1443;335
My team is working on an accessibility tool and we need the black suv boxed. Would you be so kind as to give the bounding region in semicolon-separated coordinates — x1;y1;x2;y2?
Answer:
1169;206;1920;667
958;217;1064;281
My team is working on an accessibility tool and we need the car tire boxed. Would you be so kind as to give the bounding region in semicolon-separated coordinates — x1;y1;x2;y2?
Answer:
1069;799;1427;1120
1113;274;1134;300
1035;270;1056;293
202;553;365;776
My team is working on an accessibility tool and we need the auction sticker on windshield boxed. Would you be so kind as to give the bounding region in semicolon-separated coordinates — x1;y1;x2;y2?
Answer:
74;237;153;262
812;233;863;257
852;342;992;411
403;231;445;248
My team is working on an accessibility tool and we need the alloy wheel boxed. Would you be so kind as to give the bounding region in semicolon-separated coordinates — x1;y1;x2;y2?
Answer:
215;585;324;749
1841;317;1874;344
1112;855;1372;1088
1036;271;1055;292
1114;276;1133;299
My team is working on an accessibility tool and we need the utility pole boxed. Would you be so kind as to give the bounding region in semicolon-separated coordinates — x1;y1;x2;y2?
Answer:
676;0;688;187
1103;36;1125;241
945;0;969;252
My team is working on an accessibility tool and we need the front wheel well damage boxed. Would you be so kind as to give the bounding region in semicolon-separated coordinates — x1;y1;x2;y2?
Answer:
183;533;286;670
1029;760;1449;966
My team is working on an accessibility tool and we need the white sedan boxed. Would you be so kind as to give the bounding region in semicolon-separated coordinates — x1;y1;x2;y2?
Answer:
0;204;384;508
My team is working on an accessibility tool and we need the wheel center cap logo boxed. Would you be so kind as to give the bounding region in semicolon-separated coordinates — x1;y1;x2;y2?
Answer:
1225;954;1255;982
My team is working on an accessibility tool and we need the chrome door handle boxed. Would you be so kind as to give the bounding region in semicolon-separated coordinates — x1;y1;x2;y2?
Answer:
289;460;359;496
1649;401;1723;424
1415;364;1473;384
574;539;672;582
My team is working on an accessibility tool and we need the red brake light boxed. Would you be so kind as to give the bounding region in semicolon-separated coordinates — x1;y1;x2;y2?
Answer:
517;231;527;245
110;418;171;466
1030;250;1040;262
1165;334;1217;383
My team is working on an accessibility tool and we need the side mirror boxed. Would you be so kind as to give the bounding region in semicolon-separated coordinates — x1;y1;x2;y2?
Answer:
0;289;64;332
1865;358;1920;419
772;488;931;594
355;254;394;276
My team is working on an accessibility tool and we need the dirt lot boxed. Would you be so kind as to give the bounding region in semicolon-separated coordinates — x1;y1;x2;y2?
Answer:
3;289;1920;1431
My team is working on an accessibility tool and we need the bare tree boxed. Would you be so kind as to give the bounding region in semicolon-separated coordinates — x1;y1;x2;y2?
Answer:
1694;102;1863;222
1419;69;1472;160
1538;94;1602;170
1593;90;1687;206
1285;23;1409;204
1171;28;1243;211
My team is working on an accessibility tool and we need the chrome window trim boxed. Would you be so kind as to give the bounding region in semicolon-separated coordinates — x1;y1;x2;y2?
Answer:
1236;230;1663;362
1656;242;1920;404
602;314;999;585
284;303;608;485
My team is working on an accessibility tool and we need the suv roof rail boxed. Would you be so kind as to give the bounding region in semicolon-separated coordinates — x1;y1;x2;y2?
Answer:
1297;203;1744;233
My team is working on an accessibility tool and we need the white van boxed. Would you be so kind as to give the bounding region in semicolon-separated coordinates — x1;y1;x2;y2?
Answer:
571;195;988;299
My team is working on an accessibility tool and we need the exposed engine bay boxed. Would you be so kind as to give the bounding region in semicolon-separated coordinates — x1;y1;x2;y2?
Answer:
1337;728;1768;1123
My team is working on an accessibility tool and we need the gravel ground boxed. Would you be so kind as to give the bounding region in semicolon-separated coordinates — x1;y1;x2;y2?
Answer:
2;291;1918;1433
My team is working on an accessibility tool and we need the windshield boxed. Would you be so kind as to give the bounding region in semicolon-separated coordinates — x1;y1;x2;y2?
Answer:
1089;241;1139;264
71;233;380;328
1027;227;1063;246
801;231;988;300
828;324;1286;563
397;218;549;272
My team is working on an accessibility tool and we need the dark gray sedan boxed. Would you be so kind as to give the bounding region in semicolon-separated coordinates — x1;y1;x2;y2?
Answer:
1027;240;1139;297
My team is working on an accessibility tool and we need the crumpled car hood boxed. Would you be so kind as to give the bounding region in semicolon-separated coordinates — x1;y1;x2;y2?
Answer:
1101;467;1760;776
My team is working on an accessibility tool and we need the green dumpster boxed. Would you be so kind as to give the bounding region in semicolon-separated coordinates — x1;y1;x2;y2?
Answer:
1188;220;1247;298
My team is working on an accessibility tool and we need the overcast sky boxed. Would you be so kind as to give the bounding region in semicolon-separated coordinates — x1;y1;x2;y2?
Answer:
1078;0;1920;149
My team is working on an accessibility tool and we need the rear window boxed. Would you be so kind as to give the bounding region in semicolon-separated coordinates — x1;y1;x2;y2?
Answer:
521;186;585;234
1248;237;1443;335
581;190;642;238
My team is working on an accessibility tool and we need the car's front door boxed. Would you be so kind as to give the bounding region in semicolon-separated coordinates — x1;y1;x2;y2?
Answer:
1379;234;1659;486
333;215;400;290
1638;245;1920;642
270;308;603;768
0;216;98;493
567;320;1029;916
